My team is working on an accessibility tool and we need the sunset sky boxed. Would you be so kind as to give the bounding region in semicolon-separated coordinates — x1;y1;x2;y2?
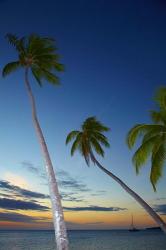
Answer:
0;0;166;230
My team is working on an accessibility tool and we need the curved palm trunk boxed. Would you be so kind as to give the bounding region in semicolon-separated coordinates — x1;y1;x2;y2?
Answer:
24;68;69;250
90;152;166;234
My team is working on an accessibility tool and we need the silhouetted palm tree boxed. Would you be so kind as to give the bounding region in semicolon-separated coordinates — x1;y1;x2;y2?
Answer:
127;87;166;191
66;117;166;233
3;34;68;250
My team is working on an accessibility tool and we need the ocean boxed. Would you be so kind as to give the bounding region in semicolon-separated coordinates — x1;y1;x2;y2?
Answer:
0;230;166;250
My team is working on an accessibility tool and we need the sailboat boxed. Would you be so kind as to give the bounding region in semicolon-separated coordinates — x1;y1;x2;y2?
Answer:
129;215;140;232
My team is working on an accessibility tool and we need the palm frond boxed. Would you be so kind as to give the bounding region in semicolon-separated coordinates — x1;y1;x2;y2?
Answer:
66;117;110;166
81;139;90;166
6;34;19;47
66;131;80;144
127;124;163;149
132;135;159;174
90;137;104;157
31;67;42;86
155;87;166;110
92;132;110;148
150;111;163;124
32;66;60;87
142;126;165;143
41;69;60;85
2;61;20;77
127;124;147;149
82;117;110;132
150;138;166;191
6;33;25;53
4;33;64;87
28;35;56;56
54;63;65;72
71;133;82;156
127;87;166;190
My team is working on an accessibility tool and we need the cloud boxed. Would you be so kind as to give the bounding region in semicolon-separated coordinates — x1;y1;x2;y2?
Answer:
155;198;166;201
0;192;11;198
20;163;107;203
57;170;91;192
90;190;107;196
22;162;91;193
0;211;37;223
0;178;86;206
62;196;84;202
63;205;127;212
57;170;70;178
21;161;39;174
60;191;85;203
58;179;90;192
0;198;49;211
21;161;46;181
154;204;166;215
0;180;49;199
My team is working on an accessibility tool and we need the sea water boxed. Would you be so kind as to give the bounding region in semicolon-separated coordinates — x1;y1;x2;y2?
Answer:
0;230;166;250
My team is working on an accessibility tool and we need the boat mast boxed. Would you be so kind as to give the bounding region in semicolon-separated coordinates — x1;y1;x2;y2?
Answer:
131;214;134;229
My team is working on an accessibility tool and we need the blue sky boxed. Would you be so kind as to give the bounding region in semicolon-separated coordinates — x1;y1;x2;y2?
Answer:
0;0;166;229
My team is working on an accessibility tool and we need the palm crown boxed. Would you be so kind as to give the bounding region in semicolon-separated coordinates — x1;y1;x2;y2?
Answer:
66;117;110;165
2;33;64;85
127;87;166;191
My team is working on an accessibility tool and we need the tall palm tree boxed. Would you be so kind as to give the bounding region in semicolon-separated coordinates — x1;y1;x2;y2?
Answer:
127;87;166;192
2;34;69;250
66;117;166;233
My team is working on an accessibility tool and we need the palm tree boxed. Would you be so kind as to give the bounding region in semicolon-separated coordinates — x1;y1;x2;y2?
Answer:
127;87;166;192
2;34;69;250
66;117;166;233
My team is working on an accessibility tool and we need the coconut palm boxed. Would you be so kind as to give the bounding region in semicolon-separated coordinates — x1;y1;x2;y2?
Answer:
2;34;68;250
127;87;166;192
66;116;166;233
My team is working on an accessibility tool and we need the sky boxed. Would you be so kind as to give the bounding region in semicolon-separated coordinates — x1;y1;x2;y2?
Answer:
0;0;166;230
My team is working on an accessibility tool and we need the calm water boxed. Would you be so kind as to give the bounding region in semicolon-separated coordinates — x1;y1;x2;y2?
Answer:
0;230;166;250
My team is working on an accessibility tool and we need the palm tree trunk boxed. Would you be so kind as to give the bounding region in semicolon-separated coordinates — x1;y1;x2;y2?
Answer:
90;152;166;234
24;68;69;250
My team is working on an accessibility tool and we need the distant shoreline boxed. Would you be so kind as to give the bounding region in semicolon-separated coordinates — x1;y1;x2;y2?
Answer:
0;227;161;231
